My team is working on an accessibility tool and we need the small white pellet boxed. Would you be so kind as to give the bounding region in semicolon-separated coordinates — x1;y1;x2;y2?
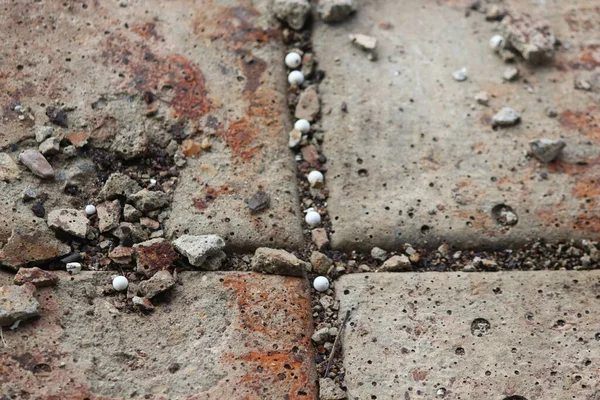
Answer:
305;210;321;227
285;52;302;69
112;275;129;291
294;119;311;134
489;35;505;51
85;204;96;215
307;170;324;188
288;70;305;86
313;276;330;292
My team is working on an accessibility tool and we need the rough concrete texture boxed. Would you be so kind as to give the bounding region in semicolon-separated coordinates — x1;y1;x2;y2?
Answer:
315;0;600;250
0;0;303;252
0;271;317;399
336;271;600;399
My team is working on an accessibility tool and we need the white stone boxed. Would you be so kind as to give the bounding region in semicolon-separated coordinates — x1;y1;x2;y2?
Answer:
285;52;302;69
66;262;82;275
489;35;505;51
288;70;305;85
85;204;96;215
294;119;311;133
307;170;324;188
305;210;321;227
112;276;129;291
452;67;468;82
313;276;330;292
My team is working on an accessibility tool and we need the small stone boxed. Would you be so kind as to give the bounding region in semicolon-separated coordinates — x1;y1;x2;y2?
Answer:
97;200;121;232
452;67;468;82
574;79;592;91
301;145;321;167
45;106;68;127
499;48;517;62
38;137;60;155
100;173;142;200
110;128;148;160
379;255;411;272
475;91;490;106
0;226;71;270
501;14;555;64
30;202;44;218
65;131;89;148
47;209;89;238
273;0;311;30
62;145;77;157
320;295;335;309
529;138;566;163
370;247;388;261
485;5;505;21
318;0;356;23
545;107;558;118
288;128;302;149
138;270;175;299
111;222;149;245
22;188;37;201
358;264;371;272
0;283;40;326
19;149;54;179
295;86;320;122
312;327;331;343
14;267;59;287
310;251;333;274
251;247;310;277
246;190;270;213
128;189;169;213
123;204;142;222
34;126;54;143
66;262;82;274
320;378;347;400
492;107;521;127
489;35;505;51
109;246;135;264
503;66;519;81
349;33;377;50
312;228;329;250
132;296;154;311
173;235;226;267
0;153;20;181
140;217;160;230
134;239;179;277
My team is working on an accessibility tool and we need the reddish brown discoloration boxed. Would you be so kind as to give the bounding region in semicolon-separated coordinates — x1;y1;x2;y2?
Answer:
192;184;234;210
412;369;428;381
66;131;89;147
136;241;179;277
219;118;260;161
131;22;163;41
181;139;203;158
572;180;600;199
559;109;600;142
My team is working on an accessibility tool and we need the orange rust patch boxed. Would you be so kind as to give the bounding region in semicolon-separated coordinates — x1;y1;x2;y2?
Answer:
559;109;600;142
572;180;600;199
192;184;233;210
573;215;600;233
66;131;89;148
181;139;203;158
566;44;600;70
412;369;428;381
219;118;260;161
131;22;163;41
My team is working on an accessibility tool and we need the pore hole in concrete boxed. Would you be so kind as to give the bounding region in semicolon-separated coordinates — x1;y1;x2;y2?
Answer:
491;204;518;226
470;318;491;337
503;397;528;400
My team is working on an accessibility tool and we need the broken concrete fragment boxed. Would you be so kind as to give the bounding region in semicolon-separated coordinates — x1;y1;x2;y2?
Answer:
492;107;521;127
0;153;20;181
38;137;60;156
310;251;333;274
503;66;519;81
110;128;148;160
34;125;54;143
371;247;389;261
501;14;556;64
123;204;142;222
132;295;154;311
138;270;176;299
485;5;506;21
128;189;169;213
111;222;149;245
13;267;59;287
529;138;566;163
318;0;356;23
312;228;330;250
349;33;377;50
295;86;321;122
19;149;54;179
379;254;411;271
273;0;311;30
288;128;302;148
108;246;134;264
47;209;89;238
251;247;310;277
246;191;270;213
0;283;40;326
134;239;179;277
100;173;142;200
475;91;490;106
173;234;225;267
320;378;347;400
0;226;71;270
45;106;68;127
97;200;121;232
65;131;89;148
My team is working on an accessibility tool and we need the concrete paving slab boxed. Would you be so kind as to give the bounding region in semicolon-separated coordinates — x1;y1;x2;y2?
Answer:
0;0;303;251
314;0;600;250
336;271;600;399
0;271;317;399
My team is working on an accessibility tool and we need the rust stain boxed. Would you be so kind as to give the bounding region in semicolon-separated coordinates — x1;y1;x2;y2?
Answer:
181;139;203;158
219;118;260;161
412;369;428;381
572;180;600;199
573;215;600;233
559;109;600;142
237;50;268;96
131;22;163;41
135;241;179;277
192;184;233;210
565;44;600;70
547;156;600;174
66;131;89;147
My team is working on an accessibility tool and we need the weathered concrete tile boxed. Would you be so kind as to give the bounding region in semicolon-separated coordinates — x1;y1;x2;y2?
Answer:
0;271;317;399
336;271;600;399
315;0;600;250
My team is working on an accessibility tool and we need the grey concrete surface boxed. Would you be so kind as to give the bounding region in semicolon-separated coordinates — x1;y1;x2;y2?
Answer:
315;0;600;251
0;271;317;399
336;271;600;399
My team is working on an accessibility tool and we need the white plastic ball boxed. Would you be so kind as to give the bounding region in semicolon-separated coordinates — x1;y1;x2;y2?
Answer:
489;35;505;51
307;170;324;187
313;276;330;292
285;52;302;69
288;70;305;85
85;204;96;215
305;210;321;227
112;275;129;291
294;119;310;134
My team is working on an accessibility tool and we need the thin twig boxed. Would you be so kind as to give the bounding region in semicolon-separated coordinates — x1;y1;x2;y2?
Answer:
324;309;351;377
